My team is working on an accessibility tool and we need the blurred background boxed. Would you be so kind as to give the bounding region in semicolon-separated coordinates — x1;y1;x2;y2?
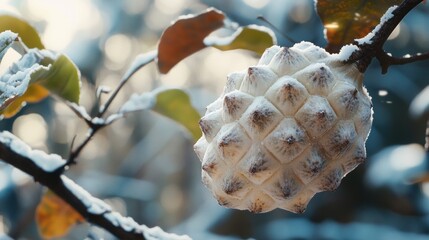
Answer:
0;0;428;239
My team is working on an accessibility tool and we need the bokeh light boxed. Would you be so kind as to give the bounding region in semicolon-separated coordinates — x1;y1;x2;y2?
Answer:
12;114;47;149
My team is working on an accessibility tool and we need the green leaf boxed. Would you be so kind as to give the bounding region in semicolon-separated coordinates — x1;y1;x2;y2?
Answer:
39;54;81;103
153;89;201;141
207;25;276;55
316;0;402;53
0;14;44;49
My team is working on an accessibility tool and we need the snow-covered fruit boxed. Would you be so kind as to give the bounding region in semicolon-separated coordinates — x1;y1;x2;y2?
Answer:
194;42;373;213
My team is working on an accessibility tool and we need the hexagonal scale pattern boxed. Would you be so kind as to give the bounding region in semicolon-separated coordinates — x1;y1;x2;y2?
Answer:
295;96;337;139
237;145;280;185
264;118;309;164
265;76;309;116
194;41;373;213
239;97;283;140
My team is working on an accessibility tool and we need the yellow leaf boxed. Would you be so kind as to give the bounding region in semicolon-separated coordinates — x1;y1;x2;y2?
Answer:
36;190;84;239
22;83;49;102
0;83;49;118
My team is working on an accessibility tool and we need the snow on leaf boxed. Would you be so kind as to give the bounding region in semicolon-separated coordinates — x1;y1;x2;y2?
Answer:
36;190;84;239
157;8;225;73
0;49;81;118
0;49;52;112
316;0;402;53
0;131;65;172
0;30;17;60
205;25;277;55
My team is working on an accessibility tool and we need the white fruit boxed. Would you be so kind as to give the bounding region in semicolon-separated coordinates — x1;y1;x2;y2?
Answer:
194;42;373;213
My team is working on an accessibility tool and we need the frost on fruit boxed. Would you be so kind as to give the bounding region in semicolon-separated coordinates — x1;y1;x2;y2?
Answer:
194;41;373;213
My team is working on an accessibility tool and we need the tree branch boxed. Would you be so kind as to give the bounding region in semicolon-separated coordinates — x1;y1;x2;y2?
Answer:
347;0;424;72
61;51;158;169
376;51;429;74
0;131;190;240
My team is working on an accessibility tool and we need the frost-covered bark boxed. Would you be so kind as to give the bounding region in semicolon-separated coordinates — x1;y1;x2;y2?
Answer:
0;131;191;240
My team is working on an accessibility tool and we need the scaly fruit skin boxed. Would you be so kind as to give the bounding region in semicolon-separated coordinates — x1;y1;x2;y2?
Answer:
194;42;373;213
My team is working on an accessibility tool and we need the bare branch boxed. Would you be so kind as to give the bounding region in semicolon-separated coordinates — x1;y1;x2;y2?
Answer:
63;51;157;168
63;129;97;172
376;51;429;74
0;132;190;240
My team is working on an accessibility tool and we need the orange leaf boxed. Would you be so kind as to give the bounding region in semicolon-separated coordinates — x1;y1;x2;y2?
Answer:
0;83;49;118
36;191;84;239
316;0;402;53
157;8;225;73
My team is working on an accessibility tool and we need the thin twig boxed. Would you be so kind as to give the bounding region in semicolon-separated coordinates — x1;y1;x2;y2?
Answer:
257;16;297;44
65;51;157;165
98;51;157;117
67;129;97;165
376;51;429;74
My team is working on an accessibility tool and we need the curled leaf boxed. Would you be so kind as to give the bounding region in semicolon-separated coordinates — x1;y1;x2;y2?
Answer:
0;49;81;118
0;49;52;113
205;25;277;55
39;54;81;103
157;8;225;73
316;0;402;53
36;190;84;239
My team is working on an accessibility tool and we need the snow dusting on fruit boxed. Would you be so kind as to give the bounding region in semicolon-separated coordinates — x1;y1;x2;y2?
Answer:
194;41;373;213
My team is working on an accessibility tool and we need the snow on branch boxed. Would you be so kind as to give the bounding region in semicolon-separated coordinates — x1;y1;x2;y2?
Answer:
0;131;191;240
346;0;425;73
354;6;397;46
